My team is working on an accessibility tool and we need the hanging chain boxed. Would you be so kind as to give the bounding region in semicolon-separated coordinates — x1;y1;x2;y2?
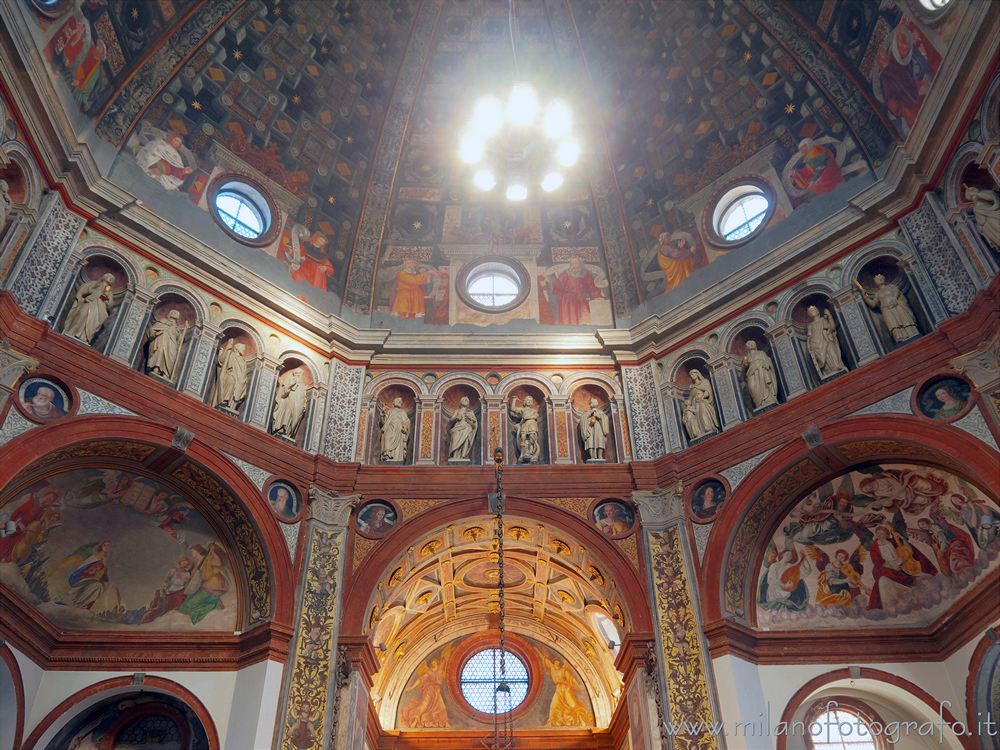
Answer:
493;446;512;750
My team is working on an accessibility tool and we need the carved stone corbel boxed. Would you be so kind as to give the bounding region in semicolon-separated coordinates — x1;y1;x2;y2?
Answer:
632;482;683;526
0;340;38;411
309;486;360;527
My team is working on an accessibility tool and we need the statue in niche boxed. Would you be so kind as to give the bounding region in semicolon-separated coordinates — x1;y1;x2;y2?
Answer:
579;398;610;461
682;369;719;441
447;396;477;462
62;272;117;345
806;305;847;379
208;339;248;413
857;274;920;342
144;309;187;381
379;397;411;462
965;185;1000;249
510;394;543;463
271;369;307;440
743;340;778;410
0;179;11;228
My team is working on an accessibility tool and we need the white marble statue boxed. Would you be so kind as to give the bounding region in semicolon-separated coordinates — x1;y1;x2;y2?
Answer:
380;397;411;462
965;185;1000;249
510;395;542;463
859;274;919;342
579;398;610;461
272;368;307;439
62;273;116;345
806;305;847;379
743;340;778;409
447;396;477;461
144;309;186;381
209;339;248;412
682;369;719;441
0;179;11;229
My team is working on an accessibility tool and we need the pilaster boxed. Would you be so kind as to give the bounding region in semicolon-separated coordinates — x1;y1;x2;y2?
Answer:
415;394;438;465
832;287;881;367
708;354;746;430
768;321;810;398
548;394;575;464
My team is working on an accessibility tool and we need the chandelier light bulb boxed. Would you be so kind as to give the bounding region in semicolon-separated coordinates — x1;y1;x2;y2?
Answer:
509;83;537;126
542;101;571;139
540;172;563;192
473;169;497;191
557;139;580;167
460;134;484;164
472;96;503;136
506;182;528;201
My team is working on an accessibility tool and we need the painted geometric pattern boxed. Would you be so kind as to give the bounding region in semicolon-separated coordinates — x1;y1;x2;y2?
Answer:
77;389;138;417
224;452;271;490
719;445;777;491
953;406;1000;453
0;409;35;448
622;363;666;460
323;360;365;462
849;387;914;417
900;198;977;315
9;200;86;316
692;521;713;564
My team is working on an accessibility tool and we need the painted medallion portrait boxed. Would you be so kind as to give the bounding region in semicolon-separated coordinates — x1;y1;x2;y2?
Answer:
691;480;727;520
593;500;635;538
357;501;397;537
267;481;301;521
917;377;971;421
18;376;71;421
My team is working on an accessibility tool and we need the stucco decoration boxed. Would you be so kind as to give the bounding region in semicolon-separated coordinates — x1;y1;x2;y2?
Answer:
633;483;684;526
755;464;999;628
309;486;359;527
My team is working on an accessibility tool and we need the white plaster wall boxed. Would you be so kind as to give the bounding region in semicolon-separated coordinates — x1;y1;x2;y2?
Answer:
6;644;285;750
711;623;997;750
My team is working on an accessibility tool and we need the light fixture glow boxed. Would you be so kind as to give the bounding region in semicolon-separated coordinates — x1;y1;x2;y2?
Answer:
557;139;580;167
472;96;503;136
506;182;528;201
473;170;497;191
509;83;537;126
540;172;563;192
460;134;484;164
542;101;571;139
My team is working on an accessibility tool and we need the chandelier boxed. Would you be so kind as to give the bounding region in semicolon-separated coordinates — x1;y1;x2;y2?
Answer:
457;1;579;201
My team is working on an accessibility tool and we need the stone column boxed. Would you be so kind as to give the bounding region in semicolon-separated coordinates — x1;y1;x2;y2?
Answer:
767;321;811;398
548;394;575;464
330;636;379;750
108;288;154;366
249;354;281;432
659;384;686;453
182;322;222;401
832;287;881;366
0;340;38;411
276;487;358;750
633;484;723;750
415;394;438;465
708;354;747;430
304;383;329;454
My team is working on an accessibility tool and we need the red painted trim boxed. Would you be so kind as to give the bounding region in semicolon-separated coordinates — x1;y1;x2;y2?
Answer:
0;643;25;750
774;667;976;750
965;626;1000;736
341;494;653;635
702;414;1000;625
0;415;295;626
20;675;220;750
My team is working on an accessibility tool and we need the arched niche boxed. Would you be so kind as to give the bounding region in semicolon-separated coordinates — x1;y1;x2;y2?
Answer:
729;324;782;412
56;255;130;353
505;382;548;464
206;325;259;418
855;255;928;349
139;293;200;386
570;383;615;463
270;358;314;446
674;355;720;447
791;292;851;385
440;384;482;465
372;384;417;465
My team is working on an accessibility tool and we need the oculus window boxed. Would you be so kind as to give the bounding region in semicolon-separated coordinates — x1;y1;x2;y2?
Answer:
456;258;530;313
210;179;276;245
459;648;529;714
711;182;774;246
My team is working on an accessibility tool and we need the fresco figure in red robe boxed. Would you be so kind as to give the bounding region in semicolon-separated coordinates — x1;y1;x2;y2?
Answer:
866;525;936;611
391;258;439;319
791;138;844;195
543;257;603;325
280;226;335;291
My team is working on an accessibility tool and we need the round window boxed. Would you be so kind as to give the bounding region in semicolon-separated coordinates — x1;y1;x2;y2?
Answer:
209;179;277;245
459;648;530;714
710;182;774;246
456;257;530;313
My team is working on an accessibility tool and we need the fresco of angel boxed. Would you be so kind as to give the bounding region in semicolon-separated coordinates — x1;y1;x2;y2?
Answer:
539;648;594;727
757;541;811;611
906;504;976;577
400;642;454;728
806;545;870;608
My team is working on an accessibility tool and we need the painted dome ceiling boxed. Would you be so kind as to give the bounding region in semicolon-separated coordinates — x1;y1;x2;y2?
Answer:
17;0;960;335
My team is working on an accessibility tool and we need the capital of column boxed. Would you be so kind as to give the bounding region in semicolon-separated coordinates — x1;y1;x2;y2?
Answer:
632;482;684;526
309;486;360;527
336;635;381;690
